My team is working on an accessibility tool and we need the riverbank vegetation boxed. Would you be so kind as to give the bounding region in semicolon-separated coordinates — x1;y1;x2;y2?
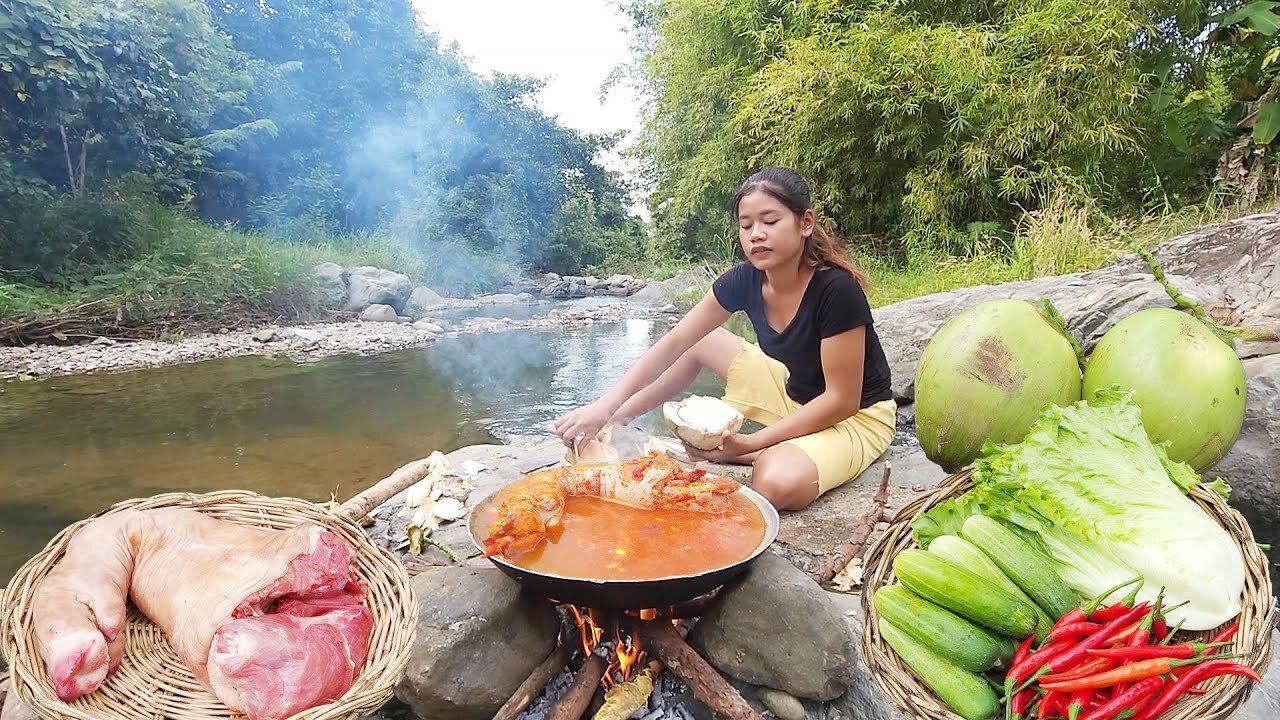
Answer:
5;0;1280;342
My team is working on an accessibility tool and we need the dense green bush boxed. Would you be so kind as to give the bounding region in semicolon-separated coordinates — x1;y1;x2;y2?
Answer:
627;0;1280;259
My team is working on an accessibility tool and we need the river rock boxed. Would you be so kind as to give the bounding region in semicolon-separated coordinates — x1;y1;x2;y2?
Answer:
394;567;559;720
875;210;1280;402
630;268;708;308
359;304;400;323
283;327;323;347
758;688;807;720
313;261;348;307
0;686;40;720
406;286;446;318
687;552;857;701
1211;354;1280;557
345;266;412;314
823;592;905;720
412;320;443;334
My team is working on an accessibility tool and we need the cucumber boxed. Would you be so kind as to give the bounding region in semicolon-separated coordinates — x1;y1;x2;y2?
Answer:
929;534;1055;638
874;584;1016;672
878;617;1000;720
960;515;1079;621
892;548;1040;638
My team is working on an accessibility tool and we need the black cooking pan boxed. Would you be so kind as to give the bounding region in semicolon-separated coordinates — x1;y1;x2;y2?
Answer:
466;480;780;610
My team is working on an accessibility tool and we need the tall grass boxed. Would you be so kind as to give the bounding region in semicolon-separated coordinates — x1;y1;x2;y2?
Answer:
662;190;1275;318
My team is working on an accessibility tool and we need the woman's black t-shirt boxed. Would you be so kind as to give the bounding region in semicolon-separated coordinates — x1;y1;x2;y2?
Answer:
712;262;894;409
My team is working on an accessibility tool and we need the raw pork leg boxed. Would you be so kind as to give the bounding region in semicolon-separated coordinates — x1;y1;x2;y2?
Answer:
31;508;374;720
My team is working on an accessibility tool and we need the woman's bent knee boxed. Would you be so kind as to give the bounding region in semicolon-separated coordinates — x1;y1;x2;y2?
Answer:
751;446;820;511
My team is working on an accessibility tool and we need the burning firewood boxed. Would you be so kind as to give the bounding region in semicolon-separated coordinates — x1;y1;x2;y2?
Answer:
591;659;663;720
492;637;576;720
634;620;765;720
547;651;608;720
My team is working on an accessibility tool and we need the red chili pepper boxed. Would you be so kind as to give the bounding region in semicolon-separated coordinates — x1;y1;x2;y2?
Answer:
1085;578;1145;622
1157;619;1185;645
1013;635;1036;667
1152;616;1169;641
1036;690;1063;720
1039;657;1116;683
1011;687;1036;720
1128;689;1158;716
1086;642;1229;661
1104;620;1144;646
1008;604;1152;693
1131;660;1263;720
1052;577;1143;633
1049;622;1103;641
1041;653;1242;692
1166;624;1241;697
1065;689;1091;720
1078;676;1164;720
1205;622;1241;648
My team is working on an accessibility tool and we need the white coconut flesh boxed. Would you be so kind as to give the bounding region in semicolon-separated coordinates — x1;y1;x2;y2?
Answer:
663;395;744;450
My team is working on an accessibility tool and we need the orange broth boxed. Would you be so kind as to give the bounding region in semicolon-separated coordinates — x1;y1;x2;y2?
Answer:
479;488;768;580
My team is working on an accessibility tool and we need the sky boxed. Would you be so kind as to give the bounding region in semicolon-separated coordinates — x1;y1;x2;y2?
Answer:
412;1;650;214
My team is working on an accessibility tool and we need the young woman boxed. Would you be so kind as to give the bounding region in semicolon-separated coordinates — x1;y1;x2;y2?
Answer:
548;167;895;511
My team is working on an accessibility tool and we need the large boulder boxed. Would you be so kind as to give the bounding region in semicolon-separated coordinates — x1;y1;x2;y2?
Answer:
359;304;400;323
687;552;858;701
313;262;348;307
406;286;447;318
394;567;560;720
1210;354;1280;554
630;268;711;308
345;266;413;314
874;210;1280;401
0;683;40;720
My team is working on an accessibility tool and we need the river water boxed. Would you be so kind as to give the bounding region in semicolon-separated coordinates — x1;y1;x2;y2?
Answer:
0;316;724;585
3;311;1276;596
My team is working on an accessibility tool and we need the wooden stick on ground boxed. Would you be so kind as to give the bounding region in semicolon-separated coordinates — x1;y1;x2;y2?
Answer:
635;620;765;720
546;652;608;720
811;461;892;585
493;639;577;720
335;456;439;522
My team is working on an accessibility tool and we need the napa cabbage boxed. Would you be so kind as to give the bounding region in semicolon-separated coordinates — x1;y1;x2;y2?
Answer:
912;388;1243;631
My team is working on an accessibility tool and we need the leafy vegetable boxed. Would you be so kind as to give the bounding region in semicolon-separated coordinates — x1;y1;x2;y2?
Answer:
912;388;1245;631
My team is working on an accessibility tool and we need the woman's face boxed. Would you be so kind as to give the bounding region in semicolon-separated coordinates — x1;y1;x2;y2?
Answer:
736;190;813;271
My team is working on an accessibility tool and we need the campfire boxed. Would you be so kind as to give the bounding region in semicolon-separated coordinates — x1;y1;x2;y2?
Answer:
494;591;764;720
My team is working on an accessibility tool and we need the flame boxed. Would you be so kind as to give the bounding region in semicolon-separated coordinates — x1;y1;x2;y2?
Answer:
566;605;605;656
563;606;657;688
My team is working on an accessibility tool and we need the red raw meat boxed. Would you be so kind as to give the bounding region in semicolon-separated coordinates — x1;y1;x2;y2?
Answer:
30;508;374;720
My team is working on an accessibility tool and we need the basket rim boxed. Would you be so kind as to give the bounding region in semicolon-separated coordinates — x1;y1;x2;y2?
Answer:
859;470;1277;720
0;489;418;720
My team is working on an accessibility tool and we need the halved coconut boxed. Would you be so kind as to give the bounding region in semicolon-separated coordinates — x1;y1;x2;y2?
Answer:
662;395;744;450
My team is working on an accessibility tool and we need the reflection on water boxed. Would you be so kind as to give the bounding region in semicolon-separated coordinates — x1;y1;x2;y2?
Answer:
0;319;722;583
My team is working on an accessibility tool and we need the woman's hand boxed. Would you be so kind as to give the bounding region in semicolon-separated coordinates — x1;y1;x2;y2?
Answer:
683;432;761;464
548;400;616;448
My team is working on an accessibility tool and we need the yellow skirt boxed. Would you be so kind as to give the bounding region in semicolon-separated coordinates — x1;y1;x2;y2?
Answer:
721;341;896;495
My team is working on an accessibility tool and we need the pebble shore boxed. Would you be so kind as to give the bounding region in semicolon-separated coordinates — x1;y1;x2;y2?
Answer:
0;302;680;381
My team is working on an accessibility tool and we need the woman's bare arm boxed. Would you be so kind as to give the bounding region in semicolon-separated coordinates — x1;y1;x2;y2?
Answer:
736;326;866;453
549;289;730;443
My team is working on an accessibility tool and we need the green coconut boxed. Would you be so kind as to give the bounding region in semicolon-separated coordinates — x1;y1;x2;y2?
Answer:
1082;307;1247;471
915;299;1083;473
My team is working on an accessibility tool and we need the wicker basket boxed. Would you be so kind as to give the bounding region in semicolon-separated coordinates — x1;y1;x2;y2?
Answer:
0;490;418;720
861;470;1276;720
